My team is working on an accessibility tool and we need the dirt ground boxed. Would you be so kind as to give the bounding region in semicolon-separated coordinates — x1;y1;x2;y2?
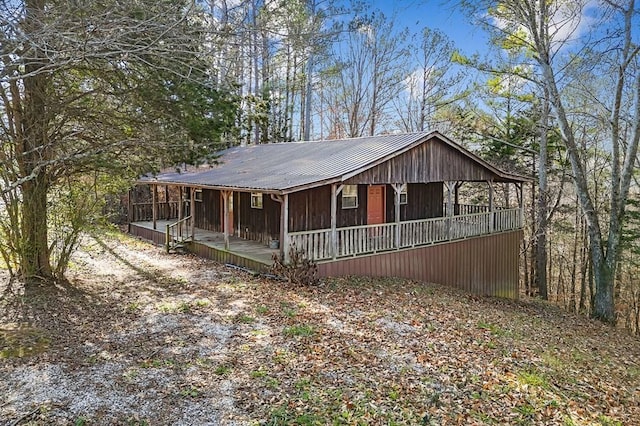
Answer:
1;232;639;425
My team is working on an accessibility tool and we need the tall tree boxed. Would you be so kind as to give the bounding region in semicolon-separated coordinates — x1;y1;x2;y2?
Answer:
0;0;238;281
464;0;640;323
394;28;464;133
321;10;408;138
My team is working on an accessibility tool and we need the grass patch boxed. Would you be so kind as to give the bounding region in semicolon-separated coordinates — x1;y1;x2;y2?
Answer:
283;324;315;337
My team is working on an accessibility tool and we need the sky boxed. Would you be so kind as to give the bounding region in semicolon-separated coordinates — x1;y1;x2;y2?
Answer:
370;0;491;56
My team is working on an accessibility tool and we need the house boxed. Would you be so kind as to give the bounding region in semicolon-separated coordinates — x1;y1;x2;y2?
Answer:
128;131;528;298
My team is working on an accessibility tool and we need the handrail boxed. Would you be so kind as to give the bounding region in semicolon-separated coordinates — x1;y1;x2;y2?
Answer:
288;208;522;260
166;215;192;253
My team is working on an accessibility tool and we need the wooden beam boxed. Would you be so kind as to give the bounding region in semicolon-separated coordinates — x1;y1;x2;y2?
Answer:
488;180;494;233
282;194;289;263
222;190;230;250
331;184;338;259
152;184;157;230
190;187;195;240
178;186;183;238
391;183;405;249
127;189;133;225
445;181;454;238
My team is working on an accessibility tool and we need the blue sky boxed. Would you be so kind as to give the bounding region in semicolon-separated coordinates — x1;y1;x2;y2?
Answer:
370;0;490;56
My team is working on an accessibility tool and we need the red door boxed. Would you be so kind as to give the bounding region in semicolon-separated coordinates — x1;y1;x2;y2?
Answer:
367;185;385;225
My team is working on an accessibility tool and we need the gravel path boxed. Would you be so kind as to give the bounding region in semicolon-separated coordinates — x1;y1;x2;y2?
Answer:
1;234;251;425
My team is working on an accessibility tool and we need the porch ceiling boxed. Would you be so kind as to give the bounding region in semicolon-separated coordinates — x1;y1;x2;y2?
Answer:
139;131;529;193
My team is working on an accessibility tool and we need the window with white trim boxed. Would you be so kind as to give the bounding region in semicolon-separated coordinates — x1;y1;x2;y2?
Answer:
251;192;263;209
400;186;408;205
342;185;358;209
194;189;203;202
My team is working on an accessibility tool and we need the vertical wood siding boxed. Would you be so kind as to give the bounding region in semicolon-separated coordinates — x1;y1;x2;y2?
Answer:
317;231;522;298
344;137;500;184
237;192;281;244
194;188;222;231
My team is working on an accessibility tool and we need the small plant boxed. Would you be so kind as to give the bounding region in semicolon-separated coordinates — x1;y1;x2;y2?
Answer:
126;302;141;312
283;324;315;337
251;368;268;378
237;314;255;324
256;305;269;314
518;368;548;388
214;365;231;375
179;386;200;398
270;245;319;286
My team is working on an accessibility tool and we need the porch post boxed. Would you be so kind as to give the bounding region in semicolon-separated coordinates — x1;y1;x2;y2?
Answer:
445;181;454;238
488;180;494;233
391;183;405;249
282;193;290;263
152;184;157;230
178;186;184;238
190;187;195;240
454;182;461;215
331;184;344;259
517;182;524;228
222;190;230;250
127;188;133;225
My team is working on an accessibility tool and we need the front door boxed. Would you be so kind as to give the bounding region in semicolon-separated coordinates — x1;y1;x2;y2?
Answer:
367;185;385;225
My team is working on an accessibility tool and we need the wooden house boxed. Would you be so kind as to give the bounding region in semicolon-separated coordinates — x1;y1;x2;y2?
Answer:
129;131;528;298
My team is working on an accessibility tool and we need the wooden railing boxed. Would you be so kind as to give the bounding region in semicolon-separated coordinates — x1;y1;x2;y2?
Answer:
165;215;192;253
337;222;396;256
131;202;180;222
288;208;522;261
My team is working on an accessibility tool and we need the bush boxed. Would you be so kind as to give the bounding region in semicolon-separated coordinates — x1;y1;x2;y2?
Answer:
270;245;319;286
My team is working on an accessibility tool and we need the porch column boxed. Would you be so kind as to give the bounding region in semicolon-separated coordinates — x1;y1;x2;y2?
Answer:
454;182;461;215
517;182;524;228
488;180;494;233
282;194;290;263
330;184;344;259
222;190;231;250
178;186;184;238
190;187;195;240
391;183;405;249
445;181;454;238
152;184;157;230
127;189;133;225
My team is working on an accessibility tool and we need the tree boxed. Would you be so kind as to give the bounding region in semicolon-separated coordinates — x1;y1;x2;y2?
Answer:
321;10;408;138
0;0;238;282
464;0;640;323
394;28;464;133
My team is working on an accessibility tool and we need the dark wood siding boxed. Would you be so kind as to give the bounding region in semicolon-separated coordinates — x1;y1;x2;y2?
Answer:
345;137;499;184
194;188;222;231
289;185;369;232
385;183;444;221
237;192;280;244
317;231;522;298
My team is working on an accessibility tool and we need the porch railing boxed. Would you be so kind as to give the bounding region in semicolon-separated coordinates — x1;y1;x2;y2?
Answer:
288;208;522;261
132;201;180;222
165;215;192;252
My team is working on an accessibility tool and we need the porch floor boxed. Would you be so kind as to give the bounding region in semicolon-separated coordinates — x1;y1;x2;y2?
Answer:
132;221;278;266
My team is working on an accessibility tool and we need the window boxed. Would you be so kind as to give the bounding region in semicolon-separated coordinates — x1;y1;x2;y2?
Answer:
194;189;203;202
251;192;263;209
342;185;358;209
400;186;408;205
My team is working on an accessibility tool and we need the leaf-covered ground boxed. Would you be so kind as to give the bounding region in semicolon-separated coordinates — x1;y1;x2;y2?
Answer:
1;233;639;425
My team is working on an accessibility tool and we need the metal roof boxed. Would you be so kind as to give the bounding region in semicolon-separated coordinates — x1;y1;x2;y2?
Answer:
141;131;528;193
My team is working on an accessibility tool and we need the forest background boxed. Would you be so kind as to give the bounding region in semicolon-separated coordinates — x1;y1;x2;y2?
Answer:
1;0;640;332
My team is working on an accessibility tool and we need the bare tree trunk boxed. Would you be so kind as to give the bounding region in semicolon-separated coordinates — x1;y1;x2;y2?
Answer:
535;91;549;299
19;0;53;281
